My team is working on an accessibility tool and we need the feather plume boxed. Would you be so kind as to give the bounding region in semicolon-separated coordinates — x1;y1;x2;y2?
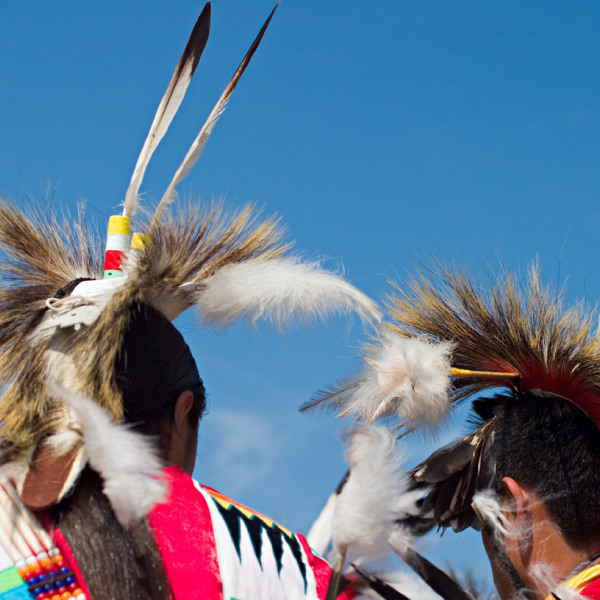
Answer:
471;490;513;539
51;384;167;527
332;426;421;564
413;421;495;532
385;263;600;425
122;3;212;217
155;2;280;219
304;333;452;426
194;256;381;330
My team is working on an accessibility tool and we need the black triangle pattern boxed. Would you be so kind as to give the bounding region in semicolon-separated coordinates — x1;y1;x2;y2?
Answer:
215;500;242;559
212;499;308;590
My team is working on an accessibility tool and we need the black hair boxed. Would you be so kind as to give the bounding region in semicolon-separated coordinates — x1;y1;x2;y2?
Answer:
491;390;600;549
52;302;206;598
50;468;170;600
115;302;206;428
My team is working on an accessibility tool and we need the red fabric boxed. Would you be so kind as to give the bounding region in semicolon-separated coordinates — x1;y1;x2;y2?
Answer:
582;578;600;600
152;467;354;599
149;466;223;600
49;465;354;599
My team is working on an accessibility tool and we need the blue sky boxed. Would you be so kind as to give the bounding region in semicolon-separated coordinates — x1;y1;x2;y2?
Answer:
1;0;599;589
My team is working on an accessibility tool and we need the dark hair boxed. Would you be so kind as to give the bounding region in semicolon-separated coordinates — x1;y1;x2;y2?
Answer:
492;390;600;549
115;302;206;428
50;468;170;600
53;302;206;598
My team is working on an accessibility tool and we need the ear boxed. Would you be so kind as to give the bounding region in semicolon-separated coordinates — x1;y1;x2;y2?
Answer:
173;390;194;430
502;476;529;519
502;476;534;564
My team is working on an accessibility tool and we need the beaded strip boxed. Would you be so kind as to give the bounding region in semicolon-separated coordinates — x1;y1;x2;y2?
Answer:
0;481;86;600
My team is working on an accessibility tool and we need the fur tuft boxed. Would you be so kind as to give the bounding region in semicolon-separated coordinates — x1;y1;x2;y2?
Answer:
332;426;421;564
52;385;168;527
195;256;381;330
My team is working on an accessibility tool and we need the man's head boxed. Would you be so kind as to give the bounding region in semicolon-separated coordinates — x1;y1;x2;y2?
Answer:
491;391;600;549
478;391;600;598
114;302;206;474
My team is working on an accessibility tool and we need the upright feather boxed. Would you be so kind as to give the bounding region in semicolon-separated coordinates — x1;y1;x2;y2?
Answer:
122;3;212;217
154;2;280;220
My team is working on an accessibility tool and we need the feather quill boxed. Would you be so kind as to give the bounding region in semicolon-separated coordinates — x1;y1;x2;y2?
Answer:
194;256;381;330
51;384;167;527
307;491;338;556
305;334;452;426
122;3;212;217
154;2;280;220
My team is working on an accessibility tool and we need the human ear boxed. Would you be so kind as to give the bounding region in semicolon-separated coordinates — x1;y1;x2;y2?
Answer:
165;390;197;475
502;477;533;564
173;390;194;431
502;477;527;517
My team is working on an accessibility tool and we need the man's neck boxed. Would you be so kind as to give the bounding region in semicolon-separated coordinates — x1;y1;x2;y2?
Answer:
523;518;600;599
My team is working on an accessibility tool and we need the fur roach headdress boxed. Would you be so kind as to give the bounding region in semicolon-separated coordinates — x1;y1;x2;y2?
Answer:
306;262;600;531
0;2;380;522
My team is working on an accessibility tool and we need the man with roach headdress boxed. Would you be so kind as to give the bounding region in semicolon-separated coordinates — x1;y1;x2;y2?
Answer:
0;4;377;599
308;264;600;600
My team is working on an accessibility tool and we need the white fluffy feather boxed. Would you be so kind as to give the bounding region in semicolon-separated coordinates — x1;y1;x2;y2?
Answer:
472;490;514;539
332;426;422;564
194;257;381;330
51;384;168;527
326;334;452;426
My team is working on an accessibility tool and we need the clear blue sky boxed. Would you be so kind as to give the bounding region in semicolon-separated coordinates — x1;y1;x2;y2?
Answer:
1;0;599;590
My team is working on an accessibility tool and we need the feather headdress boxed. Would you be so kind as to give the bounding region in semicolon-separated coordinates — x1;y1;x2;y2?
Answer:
308;262;600;532
0;3;379;519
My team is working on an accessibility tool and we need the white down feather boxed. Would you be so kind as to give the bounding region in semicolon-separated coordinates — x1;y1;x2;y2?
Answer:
194;257;381;330
51;385;168;527
332;426;422;564
330;334;453;427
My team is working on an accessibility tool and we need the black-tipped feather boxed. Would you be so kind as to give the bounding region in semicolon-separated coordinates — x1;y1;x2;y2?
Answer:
123;2;212;216
156;2;281;217
400;548;475;600
351;564;414;600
